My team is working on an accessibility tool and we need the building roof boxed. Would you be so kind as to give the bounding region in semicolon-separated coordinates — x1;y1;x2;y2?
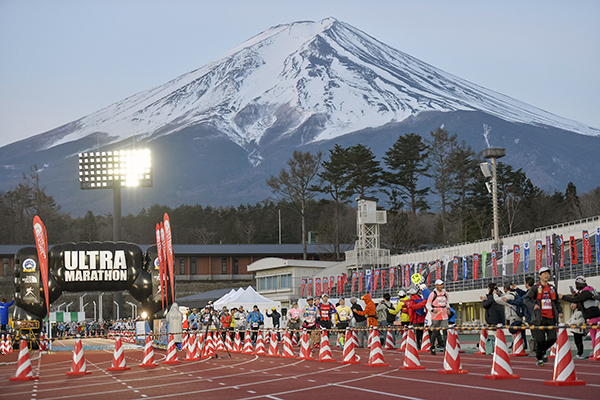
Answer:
247;257;340;272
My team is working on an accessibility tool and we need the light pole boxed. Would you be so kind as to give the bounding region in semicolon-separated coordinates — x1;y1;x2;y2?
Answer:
92;300;97;321
66;301;73;312
57;302;66;312
99;293;104;322
482;147;505;250
113;300;120;320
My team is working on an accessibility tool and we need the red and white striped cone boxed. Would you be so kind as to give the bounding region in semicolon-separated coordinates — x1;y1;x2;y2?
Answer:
510;330;527;357
215;333;226;351
339;329;360;365
9;340;38;381
7;334;14;354
297;330;315;360
367;328;378;349
292;332;299;347
182;333;189;354
399;328;426;370
399;329;407;351
242;333;254;354
352;329;359;348
66;338;92;375
474;328;488;355
184;334;199;361
419;329;431;353
267;331;279;357
162;334;180;364
456;333;465;353
589;334;600;361
385;330;395;350
0;335;5;355
437;329;468;374
317;330;336;362
485;327;519;379
107;336;131;371
280;331;296;358
225;331;233;352
364;328;389;367
139;335;158;367
195;333;204;358
232;331;242;353
201;333;215;359
545;325;585;386
548;342;557;359
253;332;267;355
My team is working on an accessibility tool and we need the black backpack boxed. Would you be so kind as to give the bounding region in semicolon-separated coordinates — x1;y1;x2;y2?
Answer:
386;304;396;323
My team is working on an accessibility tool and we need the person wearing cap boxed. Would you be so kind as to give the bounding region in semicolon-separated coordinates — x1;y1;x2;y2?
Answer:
187;308;199;330
408;285;430;350
287;302;302;342
301;297;319;348
266;307;281;329
376;293;396;344
350;297;367;347
559;275;600;359
246;305;264;343
426;279;449;354
317;294;336;331
220;309;233;341
524;266;563;366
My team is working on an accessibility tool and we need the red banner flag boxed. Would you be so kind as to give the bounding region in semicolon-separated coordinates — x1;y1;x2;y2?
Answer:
351;272;356;293
163;214;175;305
301;279;306;297
308;278;313;297
330;276;335;295
322;277;328;295
491;250;498;277
160;222;170;306
513;245;520;274
380;270;386;292
427;263;432;285
536;240;544;270
315;278;321;297
33;216;50;318
389;267;395;288
337;275;342;295
583;230;592;264
406;265;411;287
358;271;363;292
373;270;380;291
570;236;577;265
436;260;442;281
156;223;166;313
473;254;479;280
453;257;459;282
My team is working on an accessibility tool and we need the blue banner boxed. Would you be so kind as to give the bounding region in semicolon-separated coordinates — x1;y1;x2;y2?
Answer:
597;227;600;263
366;269;372;296
523;242;530;273
462;255;467;280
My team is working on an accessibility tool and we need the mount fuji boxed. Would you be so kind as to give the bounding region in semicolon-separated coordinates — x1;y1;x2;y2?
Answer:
1;17;599;216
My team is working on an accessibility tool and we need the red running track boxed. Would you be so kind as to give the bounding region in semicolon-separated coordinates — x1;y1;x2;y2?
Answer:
2;344;599;399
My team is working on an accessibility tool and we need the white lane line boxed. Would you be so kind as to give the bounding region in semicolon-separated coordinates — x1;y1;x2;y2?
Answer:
332;384;424;400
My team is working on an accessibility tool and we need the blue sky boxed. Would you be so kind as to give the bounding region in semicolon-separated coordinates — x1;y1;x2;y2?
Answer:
0;0;598;148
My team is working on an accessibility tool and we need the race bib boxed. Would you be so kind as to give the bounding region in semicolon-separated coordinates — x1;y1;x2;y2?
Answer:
541;299;552;310
437;295;447;307
339;311;348;320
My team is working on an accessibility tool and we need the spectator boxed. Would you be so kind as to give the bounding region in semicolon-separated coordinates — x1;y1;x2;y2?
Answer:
426;279;449;355
566;302;586;359
481;282;506;327
507;277;534;352
408;285;430;350
350;297;367;348
376;293;395;344
246;305;264;343
188;308;199;330
266;307;281;329
0;297;15;331
234;306;248;337
287;302;302;341
353;294;377;330
524;266;563;366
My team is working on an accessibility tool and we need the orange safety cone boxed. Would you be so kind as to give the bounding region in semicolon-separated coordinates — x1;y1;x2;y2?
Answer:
437;329;468;374
267;330;279;357
510;330;527;357
254;332;267;355
474;328;488;355
589;334;600;361
201;332;215;359
162;334;180;364
242;333;254;354
9;340;38;381
225;332;233;352
139;335;158;367
280;331;296;358
107;336;131;371
399;328;426;370
0;334;5;355
215;333;226;351
181;333;189;354
385;330;395;350
339;328;360;365
8;334;14;354
485;327;519;379
317;330;336;362
545;325;585;386
399;329;407;351
297;330;315;360
456;333;465;353
66;338;92;375
292;332;299;347
419;329;431;353
232;331;242;353
184;333;199;361
364;328;389;367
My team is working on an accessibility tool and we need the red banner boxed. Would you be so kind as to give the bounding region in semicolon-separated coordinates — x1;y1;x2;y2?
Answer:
473;254;479;280
358;271;363;292
513;245;520;274
373;270;380;291
436;260;442;281
308;278;313;296
407;265;412;287
156;223;166;313
163;213;175;304
33;215;49;318
322;278;328;296
491;250;498;277
330;276;335;295
380;270;386;291
160;222;170;307
337;275;342;295
351;272;357;293
536;240;544;270
427;263;432;285
300;279;306;297
315;278;321;297
453;257;459;282
389;267;395;288
583;230;592;264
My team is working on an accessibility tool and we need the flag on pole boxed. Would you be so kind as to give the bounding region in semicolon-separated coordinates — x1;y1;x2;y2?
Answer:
358;271;363;292
156;223;166;313
315;278;321;297
481;251;487;278
380;270;385;292
523;242;530;273
33;216;50;318
473;254;479;280
322;277;328;296
513;245;520;274
536;240;543;271
546;236;552;268
596;227;600;263
366;269;372;295
160;222;170;306
559;235;565;268
502;245;508;276
491;250;498;277
453;257;458;282
330;276;335;295
462;255;467;281
308;278;313;297
374;269;380;291
163;214;175;304
301;279;306;297
389;267;395;288
583;230;592;264
435;260;442;280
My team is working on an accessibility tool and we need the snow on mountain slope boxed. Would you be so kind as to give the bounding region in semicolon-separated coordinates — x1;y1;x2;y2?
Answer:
48;17;599;157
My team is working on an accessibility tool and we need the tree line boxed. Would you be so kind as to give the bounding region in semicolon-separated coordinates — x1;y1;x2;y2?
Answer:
1;129;599;260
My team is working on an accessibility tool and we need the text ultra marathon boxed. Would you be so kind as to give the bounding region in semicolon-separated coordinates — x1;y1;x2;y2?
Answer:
64;250;127;282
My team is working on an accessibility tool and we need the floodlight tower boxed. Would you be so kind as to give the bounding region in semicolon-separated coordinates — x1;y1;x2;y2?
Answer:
482;147;505;250
78;149;152;317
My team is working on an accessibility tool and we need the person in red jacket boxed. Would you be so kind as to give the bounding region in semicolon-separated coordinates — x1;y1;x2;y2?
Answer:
353;294;378;329
408;286;428;350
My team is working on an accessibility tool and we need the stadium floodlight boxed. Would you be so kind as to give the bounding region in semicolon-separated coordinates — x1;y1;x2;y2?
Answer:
78;149;152;189
479;162;491;178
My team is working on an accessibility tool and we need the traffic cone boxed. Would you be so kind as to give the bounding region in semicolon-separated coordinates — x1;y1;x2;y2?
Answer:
367;328;378;348
215;333;226;351
437;329;468;374
66;338;92;375
195;333;205;358
385;330;395;350
184;334;199;361
292;332;299;347
589;334;600;361
510;330;527;357
182;333;189;354
280;331;296;358
201;333;215;359
107;336;131;371
162;334;180;364
139;335;158;367
317;330;336;362
267;331;280;357
545;325;585;386
364;328;389;367
548;342;556;359
399;328;426;370
0;334;5;355
233;331;242;353
254;332;266;355
485;327;519;379
242;333;254;354
456;333;465;353
9;340;38;381
419;329;431;353
339;329;360;365
399;329;407;351
8;335;14;353
474;328;488;355
297;330;315;360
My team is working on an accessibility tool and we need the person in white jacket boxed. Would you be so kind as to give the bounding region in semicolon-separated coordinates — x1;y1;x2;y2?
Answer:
566;302;586;359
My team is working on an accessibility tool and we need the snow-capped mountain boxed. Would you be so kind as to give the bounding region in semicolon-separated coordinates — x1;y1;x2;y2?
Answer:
1;17;599;215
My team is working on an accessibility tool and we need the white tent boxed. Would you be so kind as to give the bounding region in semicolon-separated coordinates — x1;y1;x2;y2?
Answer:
213;289;238;308
221;286;281;329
